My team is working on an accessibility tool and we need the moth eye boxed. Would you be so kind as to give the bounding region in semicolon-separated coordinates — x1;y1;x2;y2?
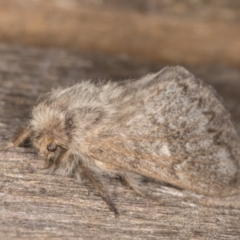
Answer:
47;143;57;152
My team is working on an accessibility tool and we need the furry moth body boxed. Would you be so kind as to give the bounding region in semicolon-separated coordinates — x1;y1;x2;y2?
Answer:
1;66;240;216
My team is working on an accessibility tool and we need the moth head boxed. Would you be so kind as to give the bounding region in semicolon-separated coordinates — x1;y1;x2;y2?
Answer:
29;104;73;165
31;133;66;166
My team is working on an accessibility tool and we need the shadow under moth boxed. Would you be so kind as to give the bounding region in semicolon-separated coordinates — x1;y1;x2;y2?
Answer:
1;66;240;217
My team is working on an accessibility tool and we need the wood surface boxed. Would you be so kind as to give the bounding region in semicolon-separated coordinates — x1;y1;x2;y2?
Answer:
0;44;240;239
0;0;240;66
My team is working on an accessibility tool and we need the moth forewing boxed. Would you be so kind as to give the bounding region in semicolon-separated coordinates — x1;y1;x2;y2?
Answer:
85;66;240;197
1;66;240;216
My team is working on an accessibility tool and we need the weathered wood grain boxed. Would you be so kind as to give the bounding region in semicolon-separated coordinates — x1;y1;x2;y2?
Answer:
0;44;240;239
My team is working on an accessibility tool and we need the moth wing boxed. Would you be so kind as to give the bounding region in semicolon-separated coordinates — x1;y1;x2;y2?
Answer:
87;67;240;197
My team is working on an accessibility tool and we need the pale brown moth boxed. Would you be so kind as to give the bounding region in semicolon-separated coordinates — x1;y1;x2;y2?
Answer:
1;66;240;216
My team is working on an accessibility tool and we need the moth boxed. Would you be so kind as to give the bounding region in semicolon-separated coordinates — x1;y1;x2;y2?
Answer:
1;66;240;217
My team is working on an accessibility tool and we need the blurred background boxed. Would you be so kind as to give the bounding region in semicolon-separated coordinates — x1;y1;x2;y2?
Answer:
0;0;240;67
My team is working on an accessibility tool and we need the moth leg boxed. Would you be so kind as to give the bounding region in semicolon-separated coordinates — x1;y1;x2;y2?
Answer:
123;172;158;201
80;163;119;217
0;127;31;151
40;150;70;175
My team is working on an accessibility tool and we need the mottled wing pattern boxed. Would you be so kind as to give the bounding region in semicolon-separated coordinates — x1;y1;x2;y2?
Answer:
88;67;240;197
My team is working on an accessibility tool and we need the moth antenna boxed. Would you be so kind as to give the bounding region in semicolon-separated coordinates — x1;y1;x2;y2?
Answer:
80;163;119;217
0;126;31;151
